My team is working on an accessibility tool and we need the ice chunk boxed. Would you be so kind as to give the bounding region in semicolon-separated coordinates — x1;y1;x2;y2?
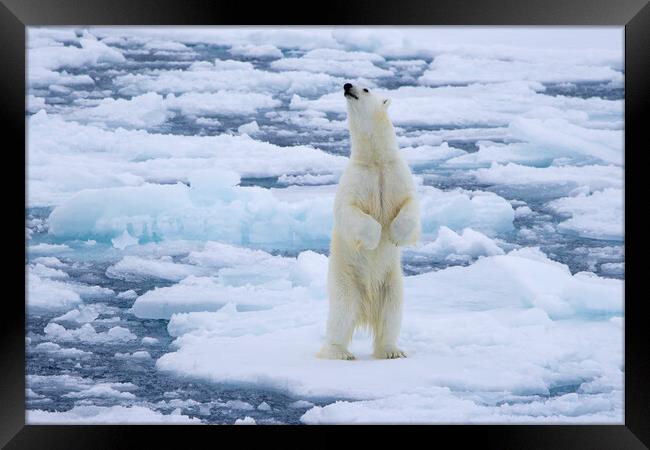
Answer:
225;400;254;410
290;400;314;409
117;289;138;300
257;401;271;411
114;351;152;361
600;263;624;277
111;230;139;249
114;60;343;97
234;416;256;425
28;243;71;255
28;112;347;207
32;256;67;268
44;323;137;343
229;44;283;59
400;143;466;168
29;263;69;279
548;188;623;241
290;82;622;130
46;182;336;247
471;163;622;193
165;91;280;117
69;92;172;129
131;276;307;320
107;255;206;282
405;227;504;261
418;54;622;86
52;305;101;323
27;273;82;312
301;389;622;424
29;30;125;88
27;405;200;424
141;336;159;345
271;57;392;78
418;186;515;237
237;121;261;136
62;385;136;400
32;342;92;359
143;40;192;52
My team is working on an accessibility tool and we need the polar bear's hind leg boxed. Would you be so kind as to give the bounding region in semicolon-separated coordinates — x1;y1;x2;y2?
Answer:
372;269;407;359
317;278;360;361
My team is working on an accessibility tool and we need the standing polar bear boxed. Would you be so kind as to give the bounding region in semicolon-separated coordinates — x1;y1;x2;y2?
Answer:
318;83;421;360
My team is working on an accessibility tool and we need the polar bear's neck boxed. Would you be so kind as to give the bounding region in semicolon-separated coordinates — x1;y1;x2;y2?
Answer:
348;113;399;165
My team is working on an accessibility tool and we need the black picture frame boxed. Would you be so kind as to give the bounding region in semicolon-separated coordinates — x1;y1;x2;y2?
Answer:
3;0;647;447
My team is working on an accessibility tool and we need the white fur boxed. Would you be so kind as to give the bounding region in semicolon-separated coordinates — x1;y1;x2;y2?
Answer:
318;84;421;360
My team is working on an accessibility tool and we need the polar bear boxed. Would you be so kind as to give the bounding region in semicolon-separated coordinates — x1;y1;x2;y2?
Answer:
318;83;420;360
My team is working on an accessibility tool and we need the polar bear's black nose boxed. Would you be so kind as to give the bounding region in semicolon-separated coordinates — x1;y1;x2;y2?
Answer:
344;83;352;92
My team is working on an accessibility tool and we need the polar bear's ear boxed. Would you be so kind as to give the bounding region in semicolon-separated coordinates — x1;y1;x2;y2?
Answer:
382;98;391;108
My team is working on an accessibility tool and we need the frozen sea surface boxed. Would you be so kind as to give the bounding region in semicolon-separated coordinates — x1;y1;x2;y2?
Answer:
26;27;624;424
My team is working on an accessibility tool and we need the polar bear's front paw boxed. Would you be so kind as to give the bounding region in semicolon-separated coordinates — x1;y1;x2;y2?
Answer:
373;346;407;359
389;215;418;246
357;218;382;250
317;344;356;360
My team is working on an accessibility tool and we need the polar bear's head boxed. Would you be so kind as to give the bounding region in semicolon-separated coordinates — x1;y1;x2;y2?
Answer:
343;83;392;138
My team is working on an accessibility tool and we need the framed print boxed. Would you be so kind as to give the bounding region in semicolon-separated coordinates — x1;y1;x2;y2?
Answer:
2;0;648;447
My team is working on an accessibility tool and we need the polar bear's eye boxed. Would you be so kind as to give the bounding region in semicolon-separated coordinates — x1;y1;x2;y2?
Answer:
363;88;369;92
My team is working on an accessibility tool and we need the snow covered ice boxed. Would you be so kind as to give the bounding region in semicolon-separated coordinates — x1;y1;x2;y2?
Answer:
26;26;624;424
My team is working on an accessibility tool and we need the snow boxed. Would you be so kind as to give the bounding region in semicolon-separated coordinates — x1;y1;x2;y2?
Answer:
152;247;622;423
27;405;200;424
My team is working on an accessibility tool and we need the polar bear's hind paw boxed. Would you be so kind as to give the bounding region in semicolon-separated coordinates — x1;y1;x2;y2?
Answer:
317;344;356;360
374;347;407;359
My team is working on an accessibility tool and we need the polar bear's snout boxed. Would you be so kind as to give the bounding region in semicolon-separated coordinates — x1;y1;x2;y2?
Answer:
344;83;358;100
